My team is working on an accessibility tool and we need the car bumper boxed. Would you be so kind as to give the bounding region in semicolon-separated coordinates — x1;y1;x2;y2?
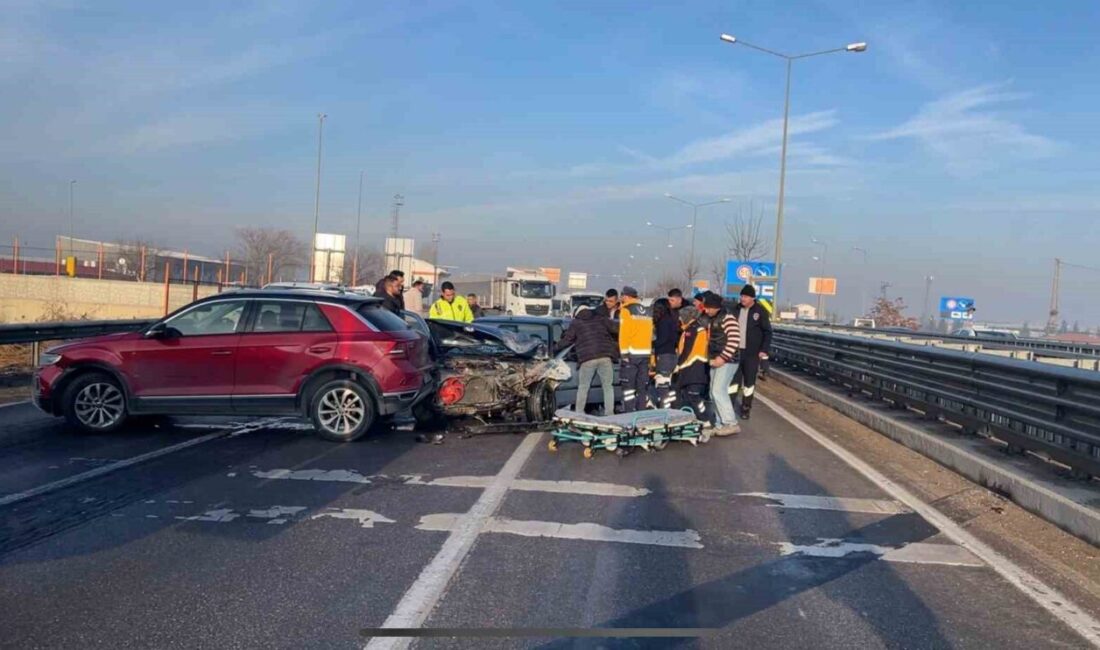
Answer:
379;373;435;415
32;366;61;415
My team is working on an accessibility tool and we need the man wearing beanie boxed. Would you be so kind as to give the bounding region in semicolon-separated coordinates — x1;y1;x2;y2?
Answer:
731;283;773;419
617;286;653;412
702;292;741;435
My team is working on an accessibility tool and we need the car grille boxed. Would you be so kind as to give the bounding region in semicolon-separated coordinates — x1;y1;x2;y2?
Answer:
526;304;549;316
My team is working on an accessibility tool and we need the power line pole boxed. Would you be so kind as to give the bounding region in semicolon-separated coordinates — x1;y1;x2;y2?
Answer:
921;275;934;331
391;194;405;240
431;232;441;298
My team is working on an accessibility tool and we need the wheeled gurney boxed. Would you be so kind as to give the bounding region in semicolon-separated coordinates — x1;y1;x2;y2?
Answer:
549;408;710;458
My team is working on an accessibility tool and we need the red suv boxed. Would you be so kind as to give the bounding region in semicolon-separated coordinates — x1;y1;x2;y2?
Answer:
33;290;433;441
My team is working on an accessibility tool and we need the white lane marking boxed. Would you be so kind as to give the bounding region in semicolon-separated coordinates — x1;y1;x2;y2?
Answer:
311;508;396;529
252;468;374;484
0;400;30;410
253;469;649;498
0;418;281;508
249;506;307;521
417;514;703;549
177;508;239;523
365;432;542;650
776;539;982;567
739;492;910;515
758;394;1100;647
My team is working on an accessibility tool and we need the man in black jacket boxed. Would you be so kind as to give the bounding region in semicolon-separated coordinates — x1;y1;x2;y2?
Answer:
379;275;403;314
556;306;619;415
375;270;405;310
731;284;773;419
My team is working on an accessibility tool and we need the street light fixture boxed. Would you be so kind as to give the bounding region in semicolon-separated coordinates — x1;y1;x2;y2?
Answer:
664;194;731;286
719;33;866;310
646;220;692;249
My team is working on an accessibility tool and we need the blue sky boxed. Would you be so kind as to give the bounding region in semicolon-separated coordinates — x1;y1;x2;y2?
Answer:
2;0;1099;326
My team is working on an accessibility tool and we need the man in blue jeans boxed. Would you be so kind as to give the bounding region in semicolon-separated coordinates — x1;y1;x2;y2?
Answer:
703;292;742;436
555;306;619;415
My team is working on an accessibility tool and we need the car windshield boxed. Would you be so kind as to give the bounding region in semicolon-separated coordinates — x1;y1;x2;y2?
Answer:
519;282;553;299
571;295;603;310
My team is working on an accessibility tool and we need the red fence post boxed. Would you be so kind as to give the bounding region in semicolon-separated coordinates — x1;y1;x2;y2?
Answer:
163;262;171;315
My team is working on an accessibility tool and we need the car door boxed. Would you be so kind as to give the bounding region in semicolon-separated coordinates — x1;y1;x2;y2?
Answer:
232;299;337;412
122;298;248;409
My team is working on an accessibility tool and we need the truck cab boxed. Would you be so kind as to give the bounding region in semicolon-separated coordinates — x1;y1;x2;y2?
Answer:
502;267;555;316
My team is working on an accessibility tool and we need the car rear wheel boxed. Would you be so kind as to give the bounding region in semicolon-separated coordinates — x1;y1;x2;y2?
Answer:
63;372;128;434
310;380;375;442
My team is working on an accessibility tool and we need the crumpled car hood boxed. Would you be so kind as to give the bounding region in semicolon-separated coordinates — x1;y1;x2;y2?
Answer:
427;320;542;358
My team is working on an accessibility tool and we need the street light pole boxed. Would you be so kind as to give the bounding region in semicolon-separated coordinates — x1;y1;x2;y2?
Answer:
353;170;364;286
664;194;730;288
812;237;828;318
311;113;327;282
719;33;866;311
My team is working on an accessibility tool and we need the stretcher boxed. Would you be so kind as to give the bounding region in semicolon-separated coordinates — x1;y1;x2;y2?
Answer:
549;407;710;458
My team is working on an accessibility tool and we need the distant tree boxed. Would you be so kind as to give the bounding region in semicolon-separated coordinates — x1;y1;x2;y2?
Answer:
681;254;702;292
1072;320;1080;333
1060;319;1069;334
725;202;771;263
345;245;385;286
1020;321;1031;338
709;256;727;295
234;227;307;286
114;239;160;281
869;296;919;329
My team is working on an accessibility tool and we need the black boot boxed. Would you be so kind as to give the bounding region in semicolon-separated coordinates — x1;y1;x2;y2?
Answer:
741;394;754;420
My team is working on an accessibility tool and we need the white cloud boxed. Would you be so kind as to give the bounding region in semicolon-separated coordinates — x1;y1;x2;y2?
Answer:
867;83;1058;175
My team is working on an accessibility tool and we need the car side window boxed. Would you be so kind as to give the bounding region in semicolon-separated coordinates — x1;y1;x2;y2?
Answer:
166;300;246;336
301;303;334;332
252;301;333;333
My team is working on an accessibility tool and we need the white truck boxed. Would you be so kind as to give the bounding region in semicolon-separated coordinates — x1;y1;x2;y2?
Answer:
451;267;556;316
555;292;605;317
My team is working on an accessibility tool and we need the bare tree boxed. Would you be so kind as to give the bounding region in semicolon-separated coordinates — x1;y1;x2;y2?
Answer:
681;253;701;291
652;272;682;298
115;239;160;281
234;227;307;285
725;202;771;262
869;296;919;329
709;256;726;295
345;245;385;286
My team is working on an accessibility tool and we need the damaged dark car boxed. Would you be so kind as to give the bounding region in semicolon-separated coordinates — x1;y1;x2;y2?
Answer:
402;313;571;426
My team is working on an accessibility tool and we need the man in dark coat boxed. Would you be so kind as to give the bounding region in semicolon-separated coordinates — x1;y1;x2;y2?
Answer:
375;270;405;310
556;306;619;415
730;284;773;419
379;275;403;314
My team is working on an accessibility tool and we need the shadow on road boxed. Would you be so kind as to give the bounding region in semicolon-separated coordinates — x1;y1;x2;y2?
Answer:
538;454;951;649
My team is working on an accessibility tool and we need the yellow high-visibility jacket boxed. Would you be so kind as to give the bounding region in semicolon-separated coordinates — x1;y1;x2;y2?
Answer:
618;297;653;356
428;296;474;323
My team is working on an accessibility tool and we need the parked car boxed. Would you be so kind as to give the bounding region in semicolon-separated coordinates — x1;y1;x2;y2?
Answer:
34;290;433;442
475;315;623;412
400;312;566;422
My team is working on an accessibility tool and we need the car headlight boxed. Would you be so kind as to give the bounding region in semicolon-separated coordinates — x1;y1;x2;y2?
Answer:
38;352;62;366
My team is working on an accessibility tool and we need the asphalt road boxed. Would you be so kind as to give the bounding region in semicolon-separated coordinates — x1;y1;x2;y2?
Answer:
0;398;1094;649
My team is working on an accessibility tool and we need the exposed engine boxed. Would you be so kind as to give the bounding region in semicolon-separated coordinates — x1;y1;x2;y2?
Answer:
436;356;560;419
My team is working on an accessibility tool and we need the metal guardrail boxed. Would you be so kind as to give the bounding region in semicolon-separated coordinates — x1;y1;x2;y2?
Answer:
0;319;156;345
785;322;1100;358
771;326;1100;477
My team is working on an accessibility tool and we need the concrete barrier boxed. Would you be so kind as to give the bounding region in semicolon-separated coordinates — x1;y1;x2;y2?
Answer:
0;275;220;323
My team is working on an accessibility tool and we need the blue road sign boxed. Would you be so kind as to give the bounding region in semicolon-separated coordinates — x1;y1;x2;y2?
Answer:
939;296;976;320
726;261;777;305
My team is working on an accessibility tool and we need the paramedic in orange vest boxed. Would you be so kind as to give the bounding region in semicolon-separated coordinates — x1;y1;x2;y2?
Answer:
617;286;653;412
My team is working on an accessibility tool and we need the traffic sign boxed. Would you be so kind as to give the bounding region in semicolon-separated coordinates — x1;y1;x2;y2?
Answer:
726;261;776;299
939;297;976;320
808;277;837;296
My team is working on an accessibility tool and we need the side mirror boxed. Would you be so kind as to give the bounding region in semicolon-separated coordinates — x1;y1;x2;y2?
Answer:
145;322;179;339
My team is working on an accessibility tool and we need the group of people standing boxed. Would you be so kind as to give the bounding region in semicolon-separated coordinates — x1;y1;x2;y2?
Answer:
560;284;772;437
373;271;485;322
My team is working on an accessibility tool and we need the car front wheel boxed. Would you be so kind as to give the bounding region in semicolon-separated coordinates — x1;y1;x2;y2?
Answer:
63;372;128;434
309;380;376;442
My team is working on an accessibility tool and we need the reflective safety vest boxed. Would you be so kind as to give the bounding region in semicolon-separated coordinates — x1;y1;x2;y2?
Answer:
618;297;653;356
429;296;474;323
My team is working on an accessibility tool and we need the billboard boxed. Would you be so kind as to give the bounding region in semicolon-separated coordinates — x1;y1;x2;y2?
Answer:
726;261;777;305
567;272;588;290
539;267;561;284
808;277;837;296
313;233;346;284
940;297;976;320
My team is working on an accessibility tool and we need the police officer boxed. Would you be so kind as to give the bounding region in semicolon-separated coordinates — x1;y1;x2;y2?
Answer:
730;284;772;419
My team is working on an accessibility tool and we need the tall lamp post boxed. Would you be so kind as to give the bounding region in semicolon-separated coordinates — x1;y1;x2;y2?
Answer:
68;180;76;261
719;33;866;310
811;236;828;318
310;112;327;282
664;194;730;287
353;170;364;286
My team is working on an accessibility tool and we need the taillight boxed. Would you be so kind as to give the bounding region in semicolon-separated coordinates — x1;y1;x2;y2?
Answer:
388;342;407;358
439;377;465;405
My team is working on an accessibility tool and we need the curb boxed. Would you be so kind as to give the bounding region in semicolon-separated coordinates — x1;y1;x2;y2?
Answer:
769;368;1100;547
